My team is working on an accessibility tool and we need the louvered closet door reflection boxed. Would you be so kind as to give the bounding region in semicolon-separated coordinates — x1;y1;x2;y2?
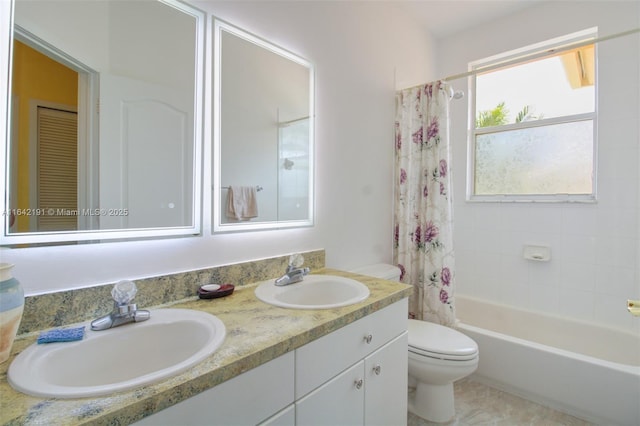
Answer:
37;106;78;231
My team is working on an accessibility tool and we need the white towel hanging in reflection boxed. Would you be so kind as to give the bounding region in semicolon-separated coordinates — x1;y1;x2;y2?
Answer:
226;186;258;221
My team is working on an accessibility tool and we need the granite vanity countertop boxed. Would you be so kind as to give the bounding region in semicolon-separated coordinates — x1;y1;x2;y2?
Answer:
0;269;412;425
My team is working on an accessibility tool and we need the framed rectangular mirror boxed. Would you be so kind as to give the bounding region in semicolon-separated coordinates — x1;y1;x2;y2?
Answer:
1;0;205;245
212;19;314;233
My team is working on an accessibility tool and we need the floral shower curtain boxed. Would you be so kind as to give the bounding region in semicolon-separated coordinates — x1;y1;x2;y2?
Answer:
393;80;456;327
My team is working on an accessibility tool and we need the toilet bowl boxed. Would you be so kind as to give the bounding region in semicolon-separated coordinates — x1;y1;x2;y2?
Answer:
351;263;479;423
408;318;478;422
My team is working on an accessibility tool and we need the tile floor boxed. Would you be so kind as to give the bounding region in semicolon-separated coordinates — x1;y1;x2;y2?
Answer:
407;379;594;426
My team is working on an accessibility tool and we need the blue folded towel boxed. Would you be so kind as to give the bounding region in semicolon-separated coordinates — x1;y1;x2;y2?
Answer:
37;326;85;344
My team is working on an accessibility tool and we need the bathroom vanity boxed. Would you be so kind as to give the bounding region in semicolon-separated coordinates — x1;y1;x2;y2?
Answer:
0;269;411;425
137;298;408;425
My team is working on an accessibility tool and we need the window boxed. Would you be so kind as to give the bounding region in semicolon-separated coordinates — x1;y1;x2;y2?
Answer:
468;29;597;202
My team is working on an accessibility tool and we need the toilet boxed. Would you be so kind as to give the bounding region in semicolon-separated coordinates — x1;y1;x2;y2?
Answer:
351;264;479;423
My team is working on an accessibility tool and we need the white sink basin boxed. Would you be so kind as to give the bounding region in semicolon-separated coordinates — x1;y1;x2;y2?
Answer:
8;308;225;399
255;274;370;309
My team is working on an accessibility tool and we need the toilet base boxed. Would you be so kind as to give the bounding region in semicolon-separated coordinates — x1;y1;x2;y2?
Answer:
408;381;455;423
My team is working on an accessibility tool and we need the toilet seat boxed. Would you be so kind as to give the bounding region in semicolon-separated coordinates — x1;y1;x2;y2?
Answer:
408;319;478;361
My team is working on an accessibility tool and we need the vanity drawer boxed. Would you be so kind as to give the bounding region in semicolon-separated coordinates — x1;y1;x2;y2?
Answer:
295;298;407;398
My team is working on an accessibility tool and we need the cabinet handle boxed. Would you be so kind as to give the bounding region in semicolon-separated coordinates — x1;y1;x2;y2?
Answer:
363;334;373;344
373;364;381;375
354;379;363;390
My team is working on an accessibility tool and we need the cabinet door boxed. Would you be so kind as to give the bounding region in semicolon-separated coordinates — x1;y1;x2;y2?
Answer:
296;361;365;426
296;299;408;399
364;332;408;426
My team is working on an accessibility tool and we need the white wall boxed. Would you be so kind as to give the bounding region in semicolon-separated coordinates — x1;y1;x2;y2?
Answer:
1;1;435;295
437;1;640;333
13;0;110;71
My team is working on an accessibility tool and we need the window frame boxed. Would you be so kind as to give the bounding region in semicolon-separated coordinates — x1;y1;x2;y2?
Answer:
466;28;599;203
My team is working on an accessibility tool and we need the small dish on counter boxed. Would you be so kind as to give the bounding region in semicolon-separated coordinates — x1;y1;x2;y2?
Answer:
198;284;235;299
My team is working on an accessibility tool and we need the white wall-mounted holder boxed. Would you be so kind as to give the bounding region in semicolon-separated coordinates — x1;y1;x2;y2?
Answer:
523;245;551;262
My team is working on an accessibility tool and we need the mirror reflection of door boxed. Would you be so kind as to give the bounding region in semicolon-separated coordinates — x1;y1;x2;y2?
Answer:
100;74;193;229
34;105;78;231
11;40;79;232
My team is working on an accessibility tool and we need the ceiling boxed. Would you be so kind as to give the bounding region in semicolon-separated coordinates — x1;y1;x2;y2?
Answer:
396;0;546;38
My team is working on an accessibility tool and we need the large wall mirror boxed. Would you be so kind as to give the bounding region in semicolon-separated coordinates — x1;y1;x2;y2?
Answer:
213;19;314;232
1;0;205;245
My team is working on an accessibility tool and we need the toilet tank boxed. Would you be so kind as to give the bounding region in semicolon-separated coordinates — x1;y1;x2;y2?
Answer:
350;263;401;282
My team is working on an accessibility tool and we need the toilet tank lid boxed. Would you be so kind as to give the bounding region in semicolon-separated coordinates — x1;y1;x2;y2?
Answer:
350;263;401;280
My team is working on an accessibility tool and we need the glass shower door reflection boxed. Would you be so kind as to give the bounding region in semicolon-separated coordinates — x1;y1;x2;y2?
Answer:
278;118;310;221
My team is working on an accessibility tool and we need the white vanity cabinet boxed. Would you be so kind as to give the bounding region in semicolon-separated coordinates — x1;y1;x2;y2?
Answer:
295;299;408;426
259;405;296;425
296;334;408;425
135;298;408;426
134;352;295;426
364;333;409;424
296;358;365;425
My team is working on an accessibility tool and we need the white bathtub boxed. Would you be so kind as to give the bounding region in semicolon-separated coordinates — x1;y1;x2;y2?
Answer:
455;295;640;426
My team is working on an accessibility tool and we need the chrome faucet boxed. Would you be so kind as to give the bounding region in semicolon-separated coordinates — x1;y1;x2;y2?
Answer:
275;254;310;286
91;280;150;331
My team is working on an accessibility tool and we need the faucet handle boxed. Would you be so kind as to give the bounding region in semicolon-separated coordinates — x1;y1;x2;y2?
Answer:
289;253;304;268
111;280;138;305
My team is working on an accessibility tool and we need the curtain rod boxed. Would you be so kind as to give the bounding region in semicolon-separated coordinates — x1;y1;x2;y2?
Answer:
443;27;639;82
400;27;639;91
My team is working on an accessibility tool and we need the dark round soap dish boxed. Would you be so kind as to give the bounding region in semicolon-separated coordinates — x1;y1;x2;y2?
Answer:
198;283;235;299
